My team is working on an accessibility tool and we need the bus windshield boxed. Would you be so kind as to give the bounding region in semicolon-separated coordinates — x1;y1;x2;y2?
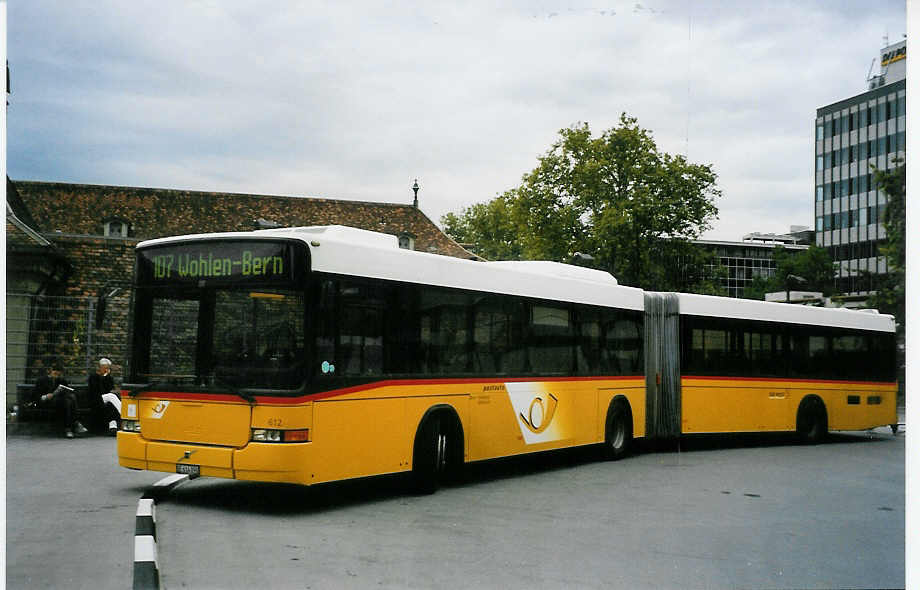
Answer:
132;239;308;393
136;288;306;392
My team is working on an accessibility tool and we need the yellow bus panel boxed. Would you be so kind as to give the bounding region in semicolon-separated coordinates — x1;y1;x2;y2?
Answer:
682;378;897;434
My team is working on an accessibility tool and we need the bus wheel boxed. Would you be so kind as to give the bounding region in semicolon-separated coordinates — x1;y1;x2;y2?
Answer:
412;415;449;494
604;400;633;460
796;397;828;444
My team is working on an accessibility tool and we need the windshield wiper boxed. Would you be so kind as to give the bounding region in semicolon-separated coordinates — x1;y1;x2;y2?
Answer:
209;375;257;404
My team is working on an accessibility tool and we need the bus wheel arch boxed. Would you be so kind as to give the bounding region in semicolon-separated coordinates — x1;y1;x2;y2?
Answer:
411;405;464;494
796;395;828;444
604;396;633;460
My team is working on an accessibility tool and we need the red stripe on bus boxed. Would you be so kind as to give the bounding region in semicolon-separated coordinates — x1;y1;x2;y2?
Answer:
681;375;897;387
129;375;645;405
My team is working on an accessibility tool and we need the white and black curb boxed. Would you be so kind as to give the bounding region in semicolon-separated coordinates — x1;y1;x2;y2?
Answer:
134;474;194;590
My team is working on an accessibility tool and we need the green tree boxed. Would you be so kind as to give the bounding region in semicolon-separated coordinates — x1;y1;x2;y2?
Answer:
866;160;905;318
441;190;523;260
741;246;836;301
441;114;722;292
866;160;905;403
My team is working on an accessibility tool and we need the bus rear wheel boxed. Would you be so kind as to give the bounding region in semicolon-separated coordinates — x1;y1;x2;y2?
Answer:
796;397;828;444
604;400;632;460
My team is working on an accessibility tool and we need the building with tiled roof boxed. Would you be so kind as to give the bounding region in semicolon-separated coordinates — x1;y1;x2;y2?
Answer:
5;180;475;403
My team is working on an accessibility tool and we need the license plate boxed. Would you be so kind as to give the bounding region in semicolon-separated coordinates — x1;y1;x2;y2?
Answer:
176;463;200;476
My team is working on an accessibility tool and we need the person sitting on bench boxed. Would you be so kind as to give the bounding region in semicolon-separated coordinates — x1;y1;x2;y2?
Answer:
34;364;88;439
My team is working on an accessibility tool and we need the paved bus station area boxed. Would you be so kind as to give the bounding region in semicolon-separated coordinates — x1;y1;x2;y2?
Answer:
5;410;906;589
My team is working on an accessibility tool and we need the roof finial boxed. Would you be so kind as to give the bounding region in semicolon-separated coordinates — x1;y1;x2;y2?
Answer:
412;178;419;208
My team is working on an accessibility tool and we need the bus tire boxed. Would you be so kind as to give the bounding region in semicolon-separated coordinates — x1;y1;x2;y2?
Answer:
604;399;633;460
411;410;462;494
796;397;828;444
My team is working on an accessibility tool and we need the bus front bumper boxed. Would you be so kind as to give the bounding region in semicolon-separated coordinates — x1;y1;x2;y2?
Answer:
117;432;313;485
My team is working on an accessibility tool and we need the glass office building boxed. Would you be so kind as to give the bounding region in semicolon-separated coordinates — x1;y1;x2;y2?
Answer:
696;230;811;299
815;39;906;295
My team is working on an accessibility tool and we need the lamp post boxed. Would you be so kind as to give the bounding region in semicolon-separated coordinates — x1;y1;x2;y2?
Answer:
412;179;419;208
571;252;595;267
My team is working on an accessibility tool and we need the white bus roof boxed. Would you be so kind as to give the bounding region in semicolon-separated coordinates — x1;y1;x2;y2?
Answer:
137;225;646;311
677;292;895;333
138;226;896;332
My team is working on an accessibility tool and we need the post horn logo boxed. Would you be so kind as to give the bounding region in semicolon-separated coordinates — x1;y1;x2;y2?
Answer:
519;393;558;434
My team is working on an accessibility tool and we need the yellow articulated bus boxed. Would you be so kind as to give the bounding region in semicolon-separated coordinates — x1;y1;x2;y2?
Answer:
117;225;897;492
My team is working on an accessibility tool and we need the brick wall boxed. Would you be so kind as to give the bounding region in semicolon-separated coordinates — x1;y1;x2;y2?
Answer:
8;181;479;395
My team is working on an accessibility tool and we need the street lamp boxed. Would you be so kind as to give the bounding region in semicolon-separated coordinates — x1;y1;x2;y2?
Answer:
412;179;419;208
571;252;595;267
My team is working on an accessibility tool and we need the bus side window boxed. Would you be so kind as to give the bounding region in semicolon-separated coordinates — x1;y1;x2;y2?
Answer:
418;287;470;375
338;283;385;376
314;280;337;376
529;304;573;375
473;297;526;375
831;331;868;380
807;333;830;377
574;309;601;375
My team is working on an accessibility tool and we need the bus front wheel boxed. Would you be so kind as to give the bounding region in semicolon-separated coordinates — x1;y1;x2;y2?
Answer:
604;400;633;460
412;413;455;494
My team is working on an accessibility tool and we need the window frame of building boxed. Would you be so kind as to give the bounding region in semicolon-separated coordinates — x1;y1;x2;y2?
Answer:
103;219;129;238
397;233;416;251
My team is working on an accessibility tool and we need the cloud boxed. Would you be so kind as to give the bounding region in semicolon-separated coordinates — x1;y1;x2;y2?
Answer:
8;0;906;240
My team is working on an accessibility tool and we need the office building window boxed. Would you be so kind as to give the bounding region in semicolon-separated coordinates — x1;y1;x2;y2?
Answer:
859;208;867;227
816;186;824;202
816;216;824;231
816;156;824;171
816;124;824;141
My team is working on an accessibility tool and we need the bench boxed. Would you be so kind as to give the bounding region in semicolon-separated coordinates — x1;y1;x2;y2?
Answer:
14;383;94;424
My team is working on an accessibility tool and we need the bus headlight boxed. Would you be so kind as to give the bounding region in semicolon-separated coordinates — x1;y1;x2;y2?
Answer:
251;428;310;442
122;420;141;432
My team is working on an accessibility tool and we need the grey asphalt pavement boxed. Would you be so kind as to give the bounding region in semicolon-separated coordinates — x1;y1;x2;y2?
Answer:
6;432;154;589
6;426;905;589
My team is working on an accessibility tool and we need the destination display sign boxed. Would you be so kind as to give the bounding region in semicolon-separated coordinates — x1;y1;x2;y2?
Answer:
137;240;300;286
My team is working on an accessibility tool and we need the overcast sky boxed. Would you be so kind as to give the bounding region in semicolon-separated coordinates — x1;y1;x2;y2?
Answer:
8;1;906;241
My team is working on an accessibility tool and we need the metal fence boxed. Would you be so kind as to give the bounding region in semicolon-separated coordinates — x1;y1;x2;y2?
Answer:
6;293;131;405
